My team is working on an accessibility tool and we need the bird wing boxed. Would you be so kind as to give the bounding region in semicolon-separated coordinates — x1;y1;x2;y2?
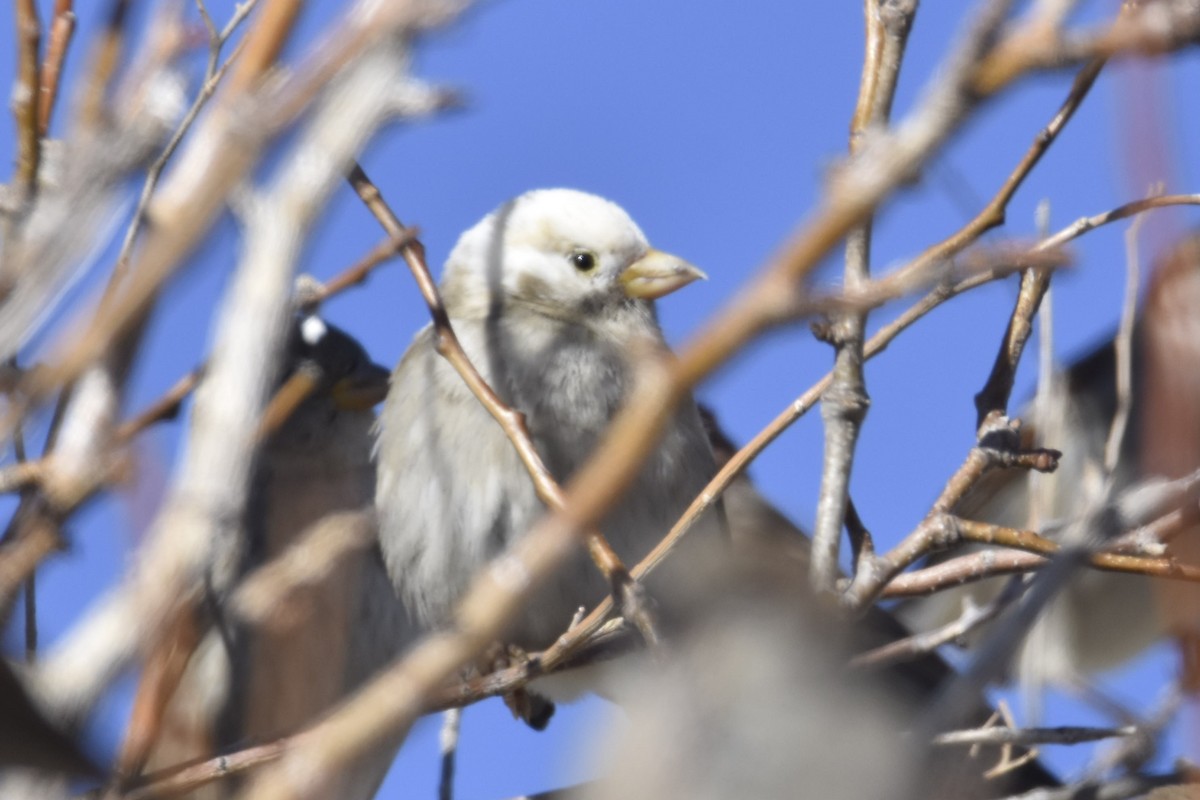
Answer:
374;323;539;633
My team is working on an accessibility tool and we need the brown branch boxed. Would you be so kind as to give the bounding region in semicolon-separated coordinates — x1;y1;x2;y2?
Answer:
12;0;43;203
220;0;297;99
1108;500;1200;556
122;740;288;799
113;594;206;785
1037;193;1200;250
840;415;1061;608
914;57;1106;274
972;2;1200;96
255;368;321;442
956;517;1200;579
344;163;658;645
790;243;1066;322
37;0;76;138
850;576;1023;669
881;543;1200;599
78;1;132;130
966;59;1109;426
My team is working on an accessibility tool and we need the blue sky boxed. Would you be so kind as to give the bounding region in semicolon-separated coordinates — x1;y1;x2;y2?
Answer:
2;1;1199;796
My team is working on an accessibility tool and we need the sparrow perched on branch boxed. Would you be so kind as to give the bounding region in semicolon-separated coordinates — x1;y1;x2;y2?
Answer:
374;188;724;657
141;313;405;799
898;231;1200;694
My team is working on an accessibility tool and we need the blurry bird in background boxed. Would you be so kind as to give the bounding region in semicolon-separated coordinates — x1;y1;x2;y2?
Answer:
897;230;1200;703
695;408;1058;798
134;312;405;798
373;189;725;705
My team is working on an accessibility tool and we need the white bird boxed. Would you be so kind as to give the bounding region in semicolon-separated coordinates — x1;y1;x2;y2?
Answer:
374;188;724;658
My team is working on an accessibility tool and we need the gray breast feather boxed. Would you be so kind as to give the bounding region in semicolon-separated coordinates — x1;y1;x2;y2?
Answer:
374;317;723;650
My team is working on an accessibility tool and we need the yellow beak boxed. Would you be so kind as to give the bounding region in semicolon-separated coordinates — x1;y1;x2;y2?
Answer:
619;248;707;300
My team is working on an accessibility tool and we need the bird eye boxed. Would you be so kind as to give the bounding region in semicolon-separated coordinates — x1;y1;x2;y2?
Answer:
570;251;597;272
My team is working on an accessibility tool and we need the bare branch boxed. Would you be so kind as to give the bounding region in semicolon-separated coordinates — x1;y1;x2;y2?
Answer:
812;0;917;593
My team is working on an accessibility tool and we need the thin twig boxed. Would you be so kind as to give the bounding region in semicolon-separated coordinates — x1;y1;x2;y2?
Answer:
974;263;1055;426
972;2;1200;95
115;368;205;441
839;414;1060;608
934;725;1135;747
122;740;288;800
911;57;1106;278
881;543;1200;599
37;0;76;138
298;228;422;313
851;578;1025;668
109;0;258;288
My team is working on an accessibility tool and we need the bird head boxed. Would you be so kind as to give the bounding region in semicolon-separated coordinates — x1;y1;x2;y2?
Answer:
258;315;390;442
441;189;706;323
290;314;391;412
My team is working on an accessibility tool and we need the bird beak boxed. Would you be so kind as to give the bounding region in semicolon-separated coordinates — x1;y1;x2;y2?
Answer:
619;248;707;300
331;361;391;411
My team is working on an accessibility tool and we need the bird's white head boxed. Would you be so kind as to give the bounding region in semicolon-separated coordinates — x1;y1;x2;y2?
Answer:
441;188;705;322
